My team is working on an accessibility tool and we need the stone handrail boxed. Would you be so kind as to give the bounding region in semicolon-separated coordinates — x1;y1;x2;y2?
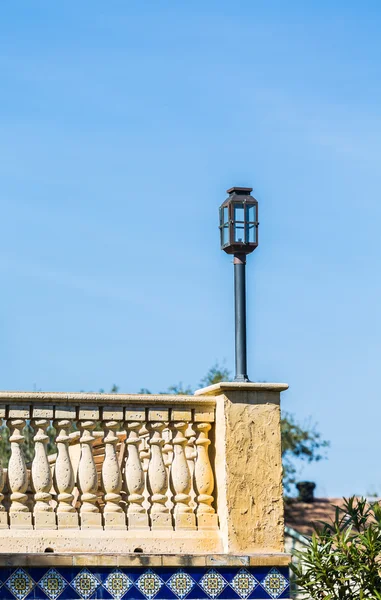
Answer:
0;392;217;534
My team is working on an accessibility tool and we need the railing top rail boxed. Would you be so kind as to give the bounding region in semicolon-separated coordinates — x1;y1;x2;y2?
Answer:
0;391;215;407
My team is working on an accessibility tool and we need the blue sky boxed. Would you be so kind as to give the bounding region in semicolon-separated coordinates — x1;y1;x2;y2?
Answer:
1;1;381;497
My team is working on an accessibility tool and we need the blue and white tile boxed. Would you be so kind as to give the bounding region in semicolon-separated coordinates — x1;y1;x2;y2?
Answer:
5;569;34;600
230;569;258;599
103;570;133;600
198;570;228;599
70;569;101;600
166;571;195;599
38;569;68;600
260;568;289;599
135;570;164;600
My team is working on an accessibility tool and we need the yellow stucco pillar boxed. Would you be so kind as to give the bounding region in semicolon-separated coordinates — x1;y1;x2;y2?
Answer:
195;382;288;555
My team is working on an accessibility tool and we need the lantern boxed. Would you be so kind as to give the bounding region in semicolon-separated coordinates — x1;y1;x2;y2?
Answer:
219;187;258;254
219;186;259;382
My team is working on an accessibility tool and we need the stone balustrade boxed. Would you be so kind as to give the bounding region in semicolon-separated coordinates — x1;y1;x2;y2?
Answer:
0;392;217;533
0;382;287;556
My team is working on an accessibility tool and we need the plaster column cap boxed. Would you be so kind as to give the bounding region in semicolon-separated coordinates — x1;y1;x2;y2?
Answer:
194;381;289;396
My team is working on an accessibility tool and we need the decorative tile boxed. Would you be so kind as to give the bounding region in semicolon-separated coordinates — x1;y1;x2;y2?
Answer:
199;570;227;599
5;568;34;600
38;569;68;600
166;571;195;599
260;569;288;599
230;569;258;599
103;570;133;600
71;569;100;600
135;570;164;600
0;565;290;600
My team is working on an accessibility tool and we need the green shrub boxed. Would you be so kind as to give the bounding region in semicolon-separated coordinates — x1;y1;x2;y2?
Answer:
291;496;381;599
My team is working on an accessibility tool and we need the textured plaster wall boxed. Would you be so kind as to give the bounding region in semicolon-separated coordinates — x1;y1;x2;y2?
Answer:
201;384;286;554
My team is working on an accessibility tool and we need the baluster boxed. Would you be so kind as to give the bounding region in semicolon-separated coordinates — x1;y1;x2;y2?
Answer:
0;410;8;528
139;424;150;473
139;423;150;515
102;407;125;529
194;408;218;529
162;426;174;512
53;406;78;529
7;405;32;529
77;407;102;529
162;426;173;469
124;408;148;529
147;409;172;529
31;406;56;529
185;422;197;510
170;409;196;529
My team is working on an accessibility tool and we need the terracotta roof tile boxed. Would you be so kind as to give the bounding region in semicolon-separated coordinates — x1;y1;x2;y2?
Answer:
285;497;349;537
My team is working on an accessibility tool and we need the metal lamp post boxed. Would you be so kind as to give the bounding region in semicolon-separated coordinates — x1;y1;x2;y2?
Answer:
219;186;259;382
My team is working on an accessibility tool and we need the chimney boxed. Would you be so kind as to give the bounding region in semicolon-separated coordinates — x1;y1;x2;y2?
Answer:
296;481;316;503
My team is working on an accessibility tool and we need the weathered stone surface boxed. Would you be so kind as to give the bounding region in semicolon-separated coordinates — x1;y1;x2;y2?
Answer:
148;408;169;422
197;513;218;530
0;550;291;567
32;405;54;419
102;406;124;420
104;513;126;529
196;382;287;554
9;513;32;530
80;513;102;529
0;512;8;529
34;512;56;530
57;513;79;529
174;513;196;530
127;513;149;530
150;512;172;530
170;408;192;421
0;530;222;554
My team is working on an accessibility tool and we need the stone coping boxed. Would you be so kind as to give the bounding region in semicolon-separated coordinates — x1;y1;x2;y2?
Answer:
0;553;291;567
0;391;214;407
195;382;289;396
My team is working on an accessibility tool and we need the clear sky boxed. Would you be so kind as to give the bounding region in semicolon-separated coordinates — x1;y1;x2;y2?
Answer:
1;1;381;498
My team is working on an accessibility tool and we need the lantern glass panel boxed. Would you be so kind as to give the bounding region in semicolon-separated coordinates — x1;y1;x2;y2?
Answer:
247;224;257;244
223;206;229;224
247;204;256;222
234;203;245;222
234;224;245;243
222;225;229;245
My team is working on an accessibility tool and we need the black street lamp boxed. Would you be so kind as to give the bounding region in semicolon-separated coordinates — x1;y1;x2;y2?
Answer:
219;187;259;382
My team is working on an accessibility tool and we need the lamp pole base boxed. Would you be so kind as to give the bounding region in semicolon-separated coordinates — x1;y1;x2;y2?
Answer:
234;374;251;383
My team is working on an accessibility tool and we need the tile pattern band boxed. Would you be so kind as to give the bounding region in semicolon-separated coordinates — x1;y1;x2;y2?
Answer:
0;566;290;600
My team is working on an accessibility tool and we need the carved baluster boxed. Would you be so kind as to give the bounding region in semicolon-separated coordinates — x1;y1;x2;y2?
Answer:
7;406;32;529
138;423;150;515
124;408;148;529
170;409;196;529
194;409;218;529
31;406;56;529
162;426;174;512
53;406;78;529
185;422;197;510
102;407;125;529
162;427;173;469
139;424;150;473
147;409;172;529
0;411;8;528
77;407;102;529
